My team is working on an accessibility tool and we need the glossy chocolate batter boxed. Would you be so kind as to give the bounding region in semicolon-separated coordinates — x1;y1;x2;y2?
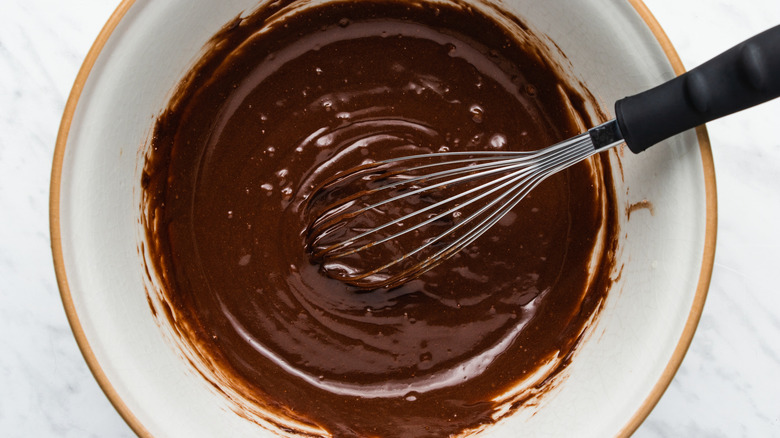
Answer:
142;0;616;436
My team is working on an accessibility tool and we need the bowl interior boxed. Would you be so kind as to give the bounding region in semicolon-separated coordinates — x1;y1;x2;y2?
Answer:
53;0;713;436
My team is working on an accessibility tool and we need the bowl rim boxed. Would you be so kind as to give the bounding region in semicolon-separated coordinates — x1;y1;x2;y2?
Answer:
49;0;717;436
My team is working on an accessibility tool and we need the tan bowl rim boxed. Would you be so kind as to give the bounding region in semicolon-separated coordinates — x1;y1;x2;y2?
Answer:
49;0;717;436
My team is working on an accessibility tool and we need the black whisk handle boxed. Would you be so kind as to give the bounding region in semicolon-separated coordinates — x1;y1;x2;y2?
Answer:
615;24;780;154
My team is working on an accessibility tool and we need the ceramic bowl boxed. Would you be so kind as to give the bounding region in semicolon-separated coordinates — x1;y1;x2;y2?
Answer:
51;0;715;436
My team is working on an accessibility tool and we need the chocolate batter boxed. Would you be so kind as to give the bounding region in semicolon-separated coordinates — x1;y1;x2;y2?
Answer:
141;0;617;436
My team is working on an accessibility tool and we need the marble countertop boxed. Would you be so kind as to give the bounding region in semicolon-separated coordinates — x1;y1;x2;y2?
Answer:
1;0;778;436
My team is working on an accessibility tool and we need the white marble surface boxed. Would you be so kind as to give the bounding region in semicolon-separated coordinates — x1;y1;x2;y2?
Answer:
0;0;778;436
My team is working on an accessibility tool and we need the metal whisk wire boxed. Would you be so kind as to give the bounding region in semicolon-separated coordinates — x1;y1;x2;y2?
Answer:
305;131;604;289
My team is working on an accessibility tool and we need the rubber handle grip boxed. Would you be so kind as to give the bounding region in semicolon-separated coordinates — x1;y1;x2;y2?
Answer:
616;24;780;154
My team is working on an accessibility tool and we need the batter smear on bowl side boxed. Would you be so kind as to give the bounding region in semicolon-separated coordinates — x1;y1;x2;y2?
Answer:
141;0;618;436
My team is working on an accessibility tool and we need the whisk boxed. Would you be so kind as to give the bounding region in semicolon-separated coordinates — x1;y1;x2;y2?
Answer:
305;25;780;289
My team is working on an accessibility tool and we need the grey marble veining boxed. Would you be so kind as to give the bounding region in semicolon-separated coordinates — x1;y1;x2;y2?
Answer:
1;0;778;436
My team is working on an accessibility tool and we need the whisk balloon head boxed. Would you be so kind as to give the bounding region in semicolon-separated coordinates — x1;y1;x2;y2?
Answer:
304;135;600;289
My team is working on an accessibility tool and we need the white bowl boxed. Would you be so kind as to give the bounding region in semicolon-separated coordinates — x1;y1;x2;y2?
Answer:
51;0;715;436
